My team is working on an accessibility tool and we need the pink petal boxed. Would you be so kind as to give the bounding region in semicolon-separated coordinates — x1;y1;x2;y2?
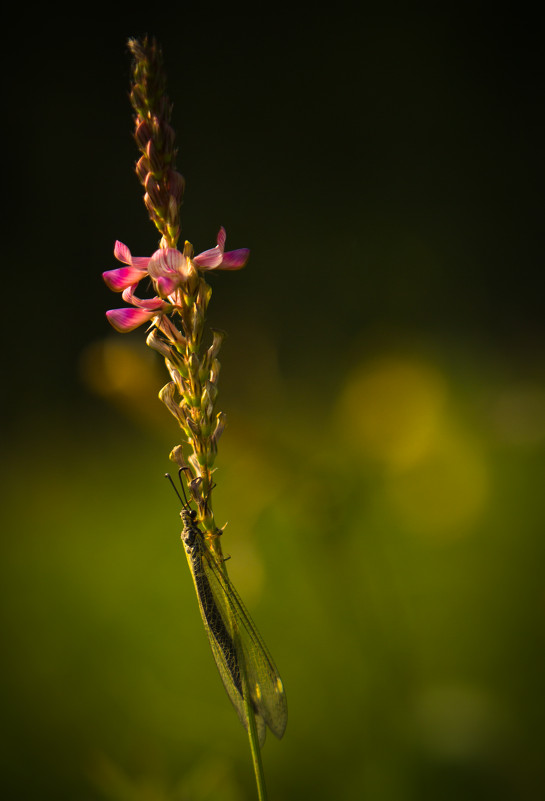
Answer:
131;255;152;268
148;247;190;284
194;227;248;270
103;266;147;291
161;248;185;272
217;248;250;270
113;240;132;265
193;245;223;269
114;240;151;269
122;286;168;311
156;275;179;296
106;307;156;332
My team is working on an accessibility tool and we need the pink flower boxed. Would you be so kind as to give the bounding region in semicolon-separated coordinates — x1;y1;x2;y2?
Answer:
106;287;172;333
147;247;191;296
102;241;151;292
103;228;248;333
193;227;249;270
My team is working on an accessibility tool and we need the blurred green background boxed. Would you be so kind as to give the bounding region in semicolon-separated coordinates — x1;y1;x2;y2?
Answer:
2;5;544;800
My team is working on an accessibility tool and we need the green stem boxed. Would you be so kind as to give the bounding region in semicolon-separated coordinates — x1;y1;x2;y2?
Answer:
236;626;267;800
243;682;268;801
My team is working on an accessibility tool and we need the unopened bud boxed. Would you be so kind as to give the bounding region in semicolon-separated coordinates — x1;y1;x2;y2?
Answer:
136;155;150;184
130;85;146;114
167;194;178;217
146;138;163;175
169;171;185;202
144;174;163;207
135;120;151;150
144;193;160;222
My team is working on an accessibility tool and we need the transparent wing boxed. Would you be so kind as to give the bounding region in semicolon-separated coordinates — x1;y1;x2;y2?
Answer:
202;608;267;747
184;540;287;745
204;548;288;739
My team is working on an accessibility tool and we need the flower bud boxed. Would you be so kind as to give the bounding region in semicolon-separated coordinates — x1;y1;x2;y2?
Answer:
136;155;150;184
144;193;160;222
144;174;163;207
169;171;185;202
167;196;179;226
135;119;151;150
130;85;146;114
146;138;163;175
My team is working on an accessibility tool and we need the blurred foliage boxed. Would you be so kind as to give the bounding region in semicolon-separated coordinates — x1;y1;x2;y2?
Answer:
2;338;545;800
2;5;544;801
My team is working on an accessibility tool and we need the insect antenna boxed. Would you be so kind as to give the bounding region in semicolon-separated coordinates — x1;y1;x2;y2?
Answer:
177;465;217;517
165;472;192;513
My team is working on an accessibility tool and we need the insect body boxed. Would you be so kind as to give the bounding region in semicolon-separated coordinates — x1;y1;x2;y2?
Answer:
180;507;287;747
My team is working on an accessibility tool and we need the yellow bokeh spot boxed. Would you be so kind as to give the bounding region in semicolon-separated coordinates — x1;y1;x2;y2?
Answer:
337;358;448;469
337;356;489;538
386;426;488;538
80;338;168;429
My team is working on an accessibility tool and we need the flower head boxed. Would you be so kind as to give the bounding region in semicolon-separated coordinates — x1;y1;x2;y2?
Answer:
103;228;248;333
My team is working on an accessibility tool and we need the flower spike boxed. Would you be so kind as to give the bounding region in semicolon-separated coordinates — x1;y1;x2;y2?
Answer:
101;41;251;540
101;40;286;797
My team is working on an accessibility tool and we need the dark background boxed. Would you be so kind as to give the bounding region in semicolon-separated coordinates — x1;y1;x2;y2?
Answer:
2;5;544;800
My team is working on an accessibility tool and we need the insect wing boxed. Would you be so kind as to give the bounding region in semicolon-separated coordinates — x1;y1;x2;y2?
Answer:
202;547;288;741
185;544;268;746
202;596;268;746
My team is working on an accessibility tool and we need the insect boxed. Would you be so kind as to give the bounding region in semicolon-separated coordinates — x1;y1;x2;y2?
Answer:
167;473;288;747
